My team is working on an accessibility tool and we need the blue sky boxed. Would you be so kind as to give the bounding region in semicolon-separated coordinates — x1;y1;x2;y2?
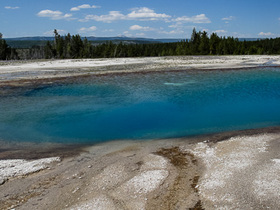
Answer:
1;0;280;38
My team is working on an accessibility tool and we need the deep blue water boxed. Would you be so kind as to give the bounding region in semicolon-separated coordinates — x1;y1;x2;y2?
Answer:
1;68;280;144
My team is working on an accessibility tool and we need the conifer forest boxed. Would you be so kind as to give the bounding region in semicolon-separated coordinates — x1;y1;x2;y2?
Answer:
1;29;280;60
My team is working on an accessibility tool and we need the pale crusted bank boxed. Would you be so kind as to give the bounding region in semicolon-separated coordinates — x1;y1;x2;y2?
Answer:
188;133;280;209
1;55;280;83
1;131;280;209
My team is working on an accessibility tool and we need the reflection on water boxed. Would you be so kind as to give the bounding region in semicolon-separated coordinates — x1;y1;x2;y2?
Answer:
164;81;197;86
0;68;280;143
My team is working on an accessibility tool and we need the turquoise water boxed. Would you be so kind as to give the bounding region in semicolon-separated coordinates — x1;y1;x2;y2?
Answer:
1;68;280;144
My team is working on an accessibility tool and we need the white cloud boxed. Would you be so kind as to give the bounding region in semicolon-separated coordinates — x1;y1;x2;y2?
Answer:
168;24;180;28
127;7;171;21
129;24;184;36
130;25;154;31
71;4;100;11
79;26;97;33
122;31;133;37
214;30;227;35
159;29;184;35
80;7;171;23
167;23;195;36
37;10;74;20
173;14;211;24
136;33;146;37
258;32;274;36
5;6;19;10
104;29;115;32
222;16;235;21
214;30;227;33
168;23;194;30
79;7;209;29
82;11;126;23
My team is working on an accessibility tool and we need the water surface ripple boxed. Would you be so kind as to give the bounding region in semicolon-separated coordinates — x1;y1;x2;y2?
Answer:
1;68;280;143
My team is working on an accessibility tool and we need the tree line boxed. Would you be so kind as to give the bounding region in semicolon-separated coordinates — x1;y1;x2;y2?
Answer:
0;33;18;60
1;29;280;60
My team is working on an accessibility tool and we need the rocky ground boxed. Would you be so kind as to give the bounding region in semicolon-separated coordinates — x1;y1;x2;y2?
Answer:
0;129;280;210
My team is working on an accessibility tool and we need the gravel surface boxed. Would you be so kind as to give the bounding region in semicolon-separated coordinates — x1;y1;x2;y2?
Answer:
0;131;279;209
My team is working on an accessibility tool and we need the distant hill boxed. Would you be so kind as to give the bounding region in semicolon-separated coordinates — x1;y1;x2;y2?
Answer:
5;36;183;48
5;36;261;49
238;38;263;41
5;36;183;42
5;36;54;41
86;36;183;43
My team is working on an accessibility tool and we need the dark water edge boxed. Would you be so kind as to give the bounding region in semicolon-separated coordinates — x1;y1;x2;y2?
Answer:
1;126;280;160
0;66;277;96
0;140;87;160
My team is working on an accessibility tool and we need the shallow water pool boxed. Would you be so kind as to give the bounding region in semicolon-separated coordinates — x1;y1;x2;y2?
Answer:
1;68;280;143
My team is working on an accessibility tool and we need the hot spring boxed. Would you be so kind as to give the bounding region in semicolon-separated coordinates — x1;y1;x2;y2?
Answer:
1;67;280;144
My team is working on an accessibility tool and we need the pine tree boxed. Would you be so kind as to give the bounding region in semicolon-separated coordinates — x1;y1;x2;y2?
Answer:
199;31;210;55
70;35;83;58
190;28;201;54
0;33;10;60
44;41;54;59
209;33;220;55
